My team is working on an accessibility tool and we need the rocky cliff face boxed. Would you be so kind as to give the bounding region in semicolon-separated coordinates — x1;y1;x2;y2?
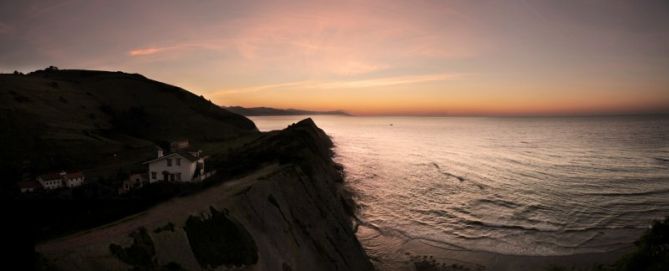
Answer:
36;119;374;271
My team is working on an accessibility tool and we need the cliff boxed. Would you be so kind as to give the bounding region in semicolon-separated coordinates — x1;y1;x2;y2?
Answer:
36;118;374;271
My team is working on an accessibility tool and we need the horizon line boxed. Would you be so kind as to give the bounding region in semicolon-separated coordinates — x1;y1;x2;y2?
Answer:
224;105;669;118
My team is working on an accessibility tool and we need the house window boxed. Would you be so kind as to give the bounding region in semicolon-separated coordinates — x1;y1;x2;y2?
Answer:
176;173;181;181
170;174;175;181
167;159;172;166
176;158;181;166
151;172;157;179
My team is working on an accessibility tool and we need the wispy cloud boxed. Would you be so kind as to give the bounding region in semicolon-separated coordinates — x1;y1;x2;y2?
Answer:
213;72;464;96
214;81;315;94
128;43;226;56
129;47;164;56
317;73;464;89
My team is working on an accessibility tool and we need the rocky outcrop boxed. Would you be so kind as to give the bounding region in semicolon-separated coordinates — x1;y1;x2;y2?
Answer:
36;119;374;271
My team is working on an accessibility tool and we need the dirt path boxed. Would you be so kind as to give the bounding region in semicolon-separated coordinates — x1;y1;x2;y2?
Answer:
37;165;280;254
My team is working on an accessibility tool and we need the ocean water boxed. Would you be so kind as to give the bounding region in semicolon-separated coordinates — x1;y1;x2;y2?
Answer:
250;115;669;268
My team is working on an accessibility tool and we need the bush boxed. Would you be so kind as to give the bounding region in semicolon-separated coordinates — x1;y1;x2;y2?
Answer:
184;206;258;268
109;227;155;267
614;218;669;271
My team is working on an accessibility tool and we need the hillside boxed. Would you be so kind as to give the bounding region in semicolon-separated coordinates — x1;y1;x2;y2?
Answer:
223;106;350;116
0;68;258;194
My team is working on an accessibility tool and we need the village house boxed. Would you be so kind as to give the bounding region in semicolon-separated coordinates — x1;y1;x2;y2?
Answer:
118;173;148;194
18;180;41;193
20;170;85;192
144;140;209;183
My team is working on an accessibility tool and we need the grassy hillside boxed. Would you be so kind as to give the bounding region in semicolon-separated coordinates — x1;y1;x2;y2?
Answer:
0;68;258;195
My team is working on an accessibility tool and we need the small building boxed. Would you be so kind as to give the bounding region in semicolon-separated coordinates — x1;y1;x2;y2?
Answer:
35;171;86;190
144;148;206;183
37;172;66;190
63;172;85;188
118;173;148;194
18;180;41;193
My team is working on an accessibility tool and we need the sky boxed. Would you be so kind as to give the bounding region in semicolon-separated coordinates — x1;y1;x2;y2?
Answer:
1;0;668;115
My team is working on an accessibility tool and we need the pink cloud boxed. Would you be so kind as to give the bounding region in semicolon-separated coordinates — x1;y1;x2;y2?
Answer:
128;42;227;57
221;2;480;75
212;72;464;96
129;47;164;56
0;22;13;34
126;1;480;76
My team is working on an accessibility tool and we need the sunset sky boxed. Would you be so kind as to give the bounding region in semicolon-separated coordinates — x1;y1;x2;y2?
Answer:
1;0;668;115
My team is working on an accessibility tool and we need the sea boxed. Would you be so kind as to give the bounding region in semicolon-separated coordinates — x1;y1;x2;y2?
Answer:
250;115;669;270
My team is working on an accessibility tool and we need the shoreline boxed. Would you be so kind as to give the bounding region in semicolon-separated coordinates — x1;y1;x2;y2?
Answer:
356;224;635;271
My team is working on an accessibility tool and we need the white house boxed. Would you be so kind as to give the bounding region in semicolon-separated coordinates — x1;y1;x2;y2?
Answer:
35;171;85;190
144;148;206;183
37;172;65;190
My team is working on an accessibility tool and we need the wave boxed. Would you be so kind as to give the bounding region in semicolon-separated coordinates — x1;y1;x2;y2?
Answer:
428;162;487;189
581;188;669;197
474;198;522;209
429;162;464;181
655;157;669;163
459;218;646;234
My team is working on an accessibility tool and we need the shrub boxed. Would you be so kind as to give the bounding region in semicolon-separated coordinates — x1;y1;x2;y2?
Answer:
184;206;258;268
109;227;155;267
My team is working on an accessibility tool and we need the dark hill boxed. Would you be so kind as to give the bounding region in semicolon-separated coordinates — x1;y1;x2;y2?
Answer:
0;68;258;193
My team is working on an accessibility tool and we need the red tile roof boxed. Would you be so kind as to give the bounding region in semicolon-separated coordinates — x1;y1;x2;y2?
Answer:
38;171;64;180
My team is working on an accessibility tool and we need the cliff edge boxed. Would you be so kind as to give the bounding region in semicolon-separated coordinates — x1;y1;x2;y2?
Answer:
36;118;374;271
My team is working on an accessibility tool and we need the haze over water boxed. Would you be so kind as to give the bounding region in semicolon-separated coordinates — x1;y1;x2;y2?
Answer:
251;115;669;268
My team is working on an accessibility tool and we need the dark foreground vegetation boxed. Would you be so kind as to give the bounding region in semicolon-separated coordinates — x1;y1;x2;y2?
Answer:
604;217;669;271
543;217;669;271
184;206;258;268
106;227;186;271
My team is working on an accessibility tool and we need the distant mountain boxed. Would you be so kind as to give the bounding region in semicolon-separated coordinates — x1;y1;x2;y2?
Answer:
223;106;350;116
0;68;257;190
